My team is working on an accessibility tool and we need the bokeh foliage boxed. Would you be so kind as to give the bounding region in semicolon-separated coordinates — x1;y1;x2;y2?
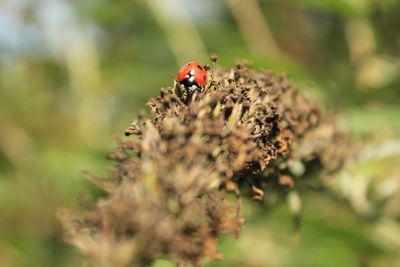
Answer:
0;0;399;266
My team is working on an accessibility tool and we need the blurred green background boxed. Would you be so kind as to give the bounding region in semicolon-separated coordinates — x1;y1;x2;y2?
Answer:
0;0;400;266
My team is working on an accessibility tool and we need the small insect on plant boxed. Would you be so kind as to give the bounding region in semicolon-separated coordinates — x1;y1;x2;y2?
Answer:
174;61;208;102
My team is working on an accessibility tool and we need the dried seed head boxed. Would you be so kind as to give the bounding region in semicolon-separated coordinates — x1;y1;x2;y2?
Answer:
59;61;351;267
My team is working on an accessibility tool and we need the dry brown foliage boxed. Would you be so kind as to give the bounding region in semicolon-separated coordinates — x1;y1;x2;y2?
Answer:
59;60;350;267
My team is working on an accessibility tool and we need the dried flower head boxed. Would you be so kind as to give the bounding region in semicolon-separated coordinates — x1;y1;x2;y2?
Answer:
59;60;350;267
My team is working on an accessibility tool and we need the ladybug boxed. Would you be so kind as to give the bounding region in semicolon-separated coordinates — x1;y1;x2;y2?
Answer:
176;61;207;92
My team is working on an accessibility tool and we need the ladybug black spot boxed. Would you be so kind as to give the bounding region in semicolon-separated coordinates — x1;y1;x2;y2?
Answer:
197;64;203;70
203;75;206;80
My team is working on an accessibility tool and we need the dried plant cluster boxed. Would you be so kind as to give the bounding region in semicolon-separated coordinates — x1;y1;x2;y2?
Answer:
59;61;350;267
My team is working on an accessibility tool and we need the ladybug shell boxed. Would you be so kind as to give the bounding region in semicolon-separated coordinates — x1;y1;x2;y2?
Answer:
177;61;207;88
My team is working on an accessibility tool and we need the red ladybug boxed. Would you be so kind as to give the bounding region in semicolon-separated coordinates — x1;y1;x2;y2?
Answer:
176;61;207;91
